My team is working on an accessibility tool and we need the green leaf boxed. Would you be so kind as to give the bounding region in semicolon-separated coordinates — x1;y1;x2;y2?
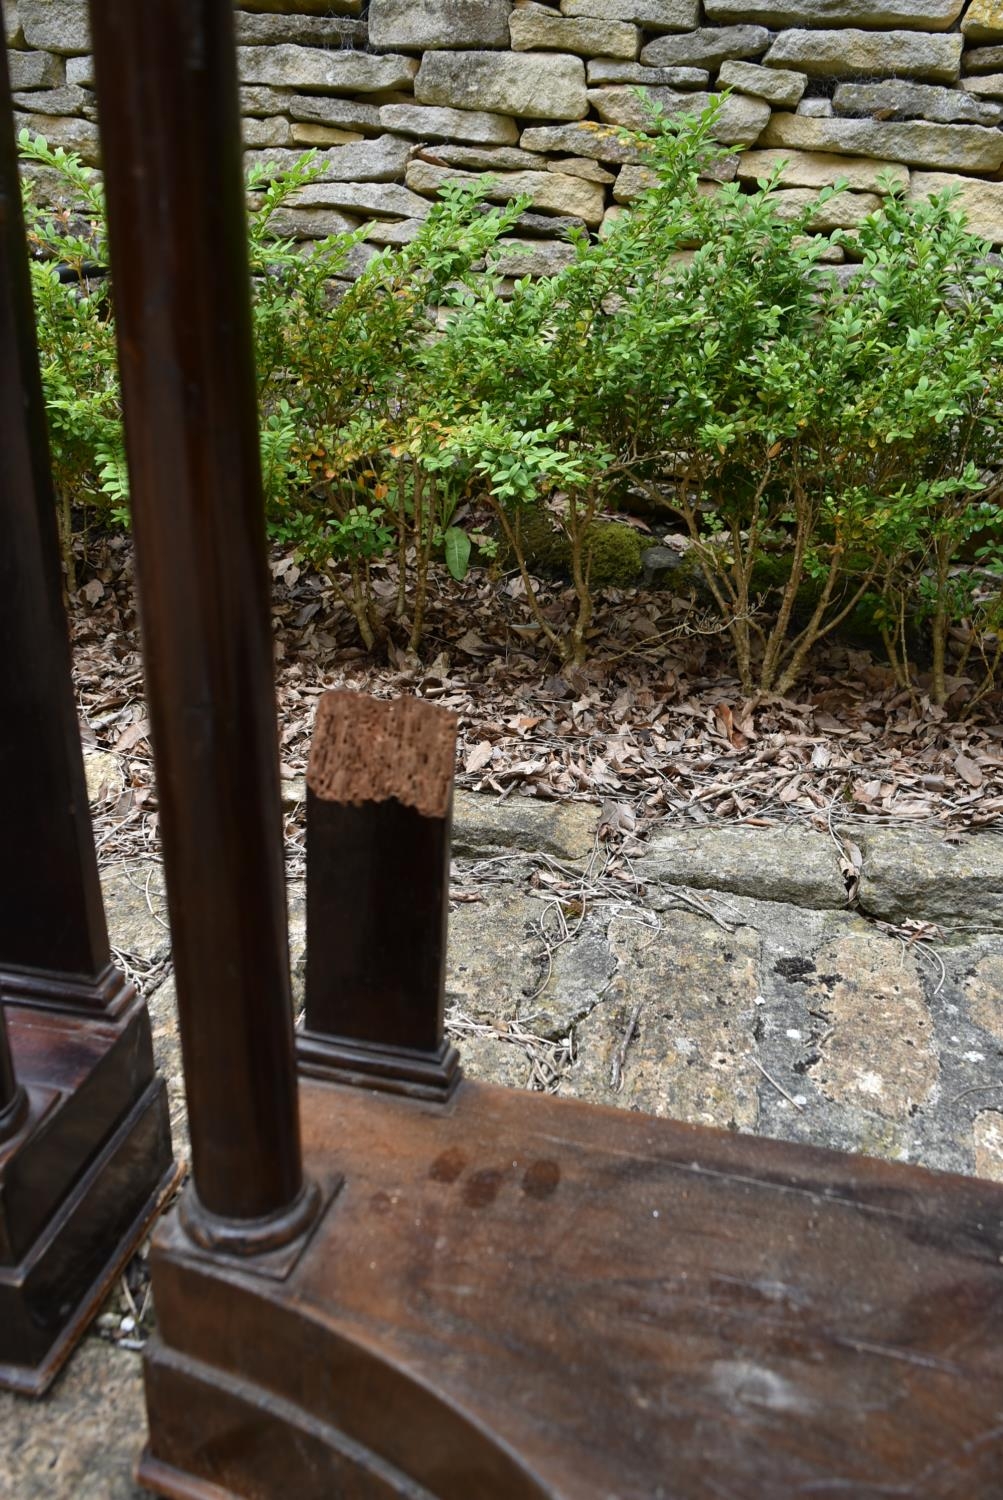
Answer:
443;526;471;580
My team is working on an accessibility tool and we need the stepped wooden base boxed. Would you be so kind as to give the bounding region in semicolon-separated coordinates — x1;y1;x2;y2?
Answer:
297;1030;461;1103
139;1078;1003;1499
0;997;179;1394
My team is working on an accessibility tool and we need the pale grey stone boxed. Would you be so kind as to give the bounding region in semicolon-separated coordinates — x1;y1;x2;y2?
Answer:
369;0;511;50
255;133;411;183
640;25;769;69
547;154;616;182
364;217;426;244
13;84;86;115
641;825;847;908
379;103;519;145
8;49;63;90
239;0;361;11
771;186;882;230
452;789;597;862
964;44;1003;73
237;44;418;94
797;98;834;116
5;0;22;44
559;913;762;1130
491;236;578;276
510;3;639;61
20;0;89;53
101;862;171;962
243;115;293;149
290;124;366;148
288;179;432;218
858;828;1003;931
562;0;699;28
13;110;98;162
65;53;91;86
909;170;1003;243
526;917;618;1040
406;159;607;225
520;120;648;162
737;146;908;192
415;49;588;121
83;749;123;804
433;143;542;170
717;60;806;108
513;209;588;234
761;111;1003;171
234;11;366;44
833;80;1003;127
586;59;708;86
446;890;538;1024
612;163;660;201
240;84;292;118
964;0;1003;45
588;87;771;145
763;30;963;84
964;73;1003;98
705;0;964;28
286;94;383;131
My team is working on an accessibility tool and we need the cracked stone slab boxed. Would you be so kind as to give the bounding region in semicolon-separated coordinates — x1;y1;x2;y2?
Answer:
446;889;540;1025
100;861;171;962
858;827;1003;931
806;931;937;1118
522;914;617;1039
640;824;846;908
452;789;597;862
559;910;761;1129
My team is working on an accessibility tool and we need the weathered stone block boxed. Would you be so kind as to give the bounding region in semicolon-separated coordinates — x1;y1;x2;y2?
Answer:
286;94;383;131
510;3;639;61
300;133;413;183
717;59;806;108
379;103;519;144
588;86;770;144
798;98;834;116
547;154;615;182
237;44;418;94
586;59;708;87
737;146;907;192
12;84;85;116
405;158;606;224
238;0;360;12
492;237;578;276
266;207;362;240
8;48;63;90
964;73;1003;98
705;0;963;28
963;0;1003;44
20;0;89;53
65;53;91;86
964;44;1003;73
365;217;426;244
5;1;23;45
770;186;881;230
909;170;1003;244
290;124;366;148
642;825;846;908
858;828;1003;930
763;30;963;84
243;116;292;149
235;13;366;45
520;120;648;162
369;0;511;50
561;0;699;28
833;80;1003;126
641;25;769;69
13;109;98;161
290;179;432;218
415;50;588;120
433;143;541;170
760;112;1003;171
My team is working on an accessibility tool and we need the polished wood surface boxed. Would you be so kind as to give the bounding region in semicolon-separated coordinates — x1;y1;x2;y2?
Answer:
0;0;112;1000
90;0;310;1234
140;1076;1003;1500
0;1004;27;1140
299;693;460;1101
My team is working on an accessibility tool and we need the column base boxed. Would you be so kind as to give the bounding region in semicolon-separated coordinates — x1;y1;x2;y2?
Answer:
0;997;179;1394
297;1030;461;1104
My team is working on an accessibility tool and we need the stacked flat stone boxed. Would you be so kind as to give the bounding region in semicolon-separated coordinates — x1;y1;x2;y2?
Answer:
8;0;1003;270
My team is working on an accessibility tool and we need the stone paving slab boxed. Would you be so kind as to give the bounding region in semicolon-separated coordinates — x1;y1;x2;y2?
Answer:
5;777;1003;1494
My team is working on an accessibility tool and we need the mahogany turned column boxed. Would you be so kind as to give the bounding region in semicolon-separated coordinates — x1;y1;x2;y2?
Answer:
90;0;319;1249
0;0;127;1019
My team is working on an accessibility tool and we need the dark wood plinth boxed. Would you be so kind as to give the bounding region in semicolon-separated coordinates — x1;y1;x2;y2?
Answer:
0;998;180;1394
139;1078;1003;1499
296;1032;461;1104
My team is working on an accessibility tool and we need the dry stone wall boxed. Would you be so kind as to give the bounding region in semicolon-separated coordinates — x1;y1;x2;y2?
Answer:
9;0;1003;274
